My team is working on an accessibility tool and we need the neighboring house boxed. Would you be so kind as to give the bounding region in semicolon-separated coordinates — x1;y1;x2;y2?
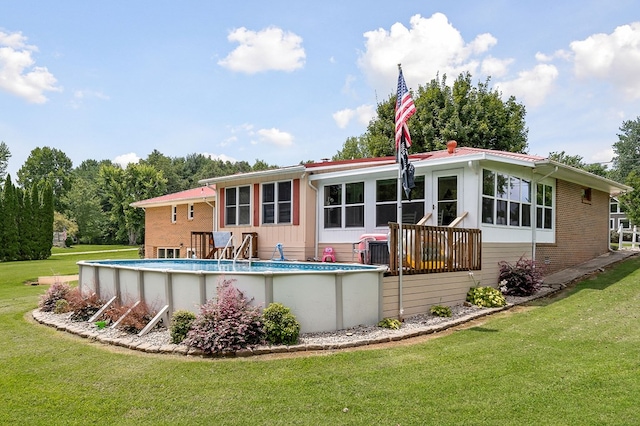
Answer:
610;197;634;231
131;186;216;259
134;145;631;319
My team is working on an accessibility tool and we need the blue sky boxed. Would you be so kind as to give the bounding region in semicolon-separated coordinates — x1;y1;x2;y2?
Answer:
2;1;640;179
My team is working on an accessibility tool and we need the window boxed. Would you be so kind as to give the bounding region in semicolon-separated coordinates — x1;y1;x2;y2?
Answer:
171;205;177;223
582;188;592;203
188;203;194;220
536;183;553;229
610;201;618;213
482;169;532;227
262;181;292;224
225;186;251;226
323;182;364;229
157;247;180;258
375;176;425;226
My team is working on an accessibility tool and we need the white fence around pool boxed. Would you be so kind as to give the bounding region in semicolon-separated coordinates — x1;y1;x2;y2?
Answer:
77;259;386;334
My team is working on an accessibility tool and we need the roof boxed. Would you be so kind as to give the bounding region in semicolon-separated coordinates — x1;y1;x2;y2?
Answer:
196;146;631;197
130;186;216;208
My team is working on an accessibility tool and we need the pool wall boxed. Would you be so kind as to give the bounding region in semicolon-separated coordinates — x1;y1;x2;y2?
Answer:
77;260;385;333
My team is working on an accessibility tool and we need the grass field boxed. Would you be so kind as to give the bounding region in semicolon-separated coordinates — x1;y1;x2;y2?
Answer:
1;246;639;425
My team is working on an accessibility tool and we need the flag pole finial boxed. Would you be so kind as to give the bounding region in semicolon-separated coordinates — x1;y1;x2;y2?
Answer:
397;63;402;71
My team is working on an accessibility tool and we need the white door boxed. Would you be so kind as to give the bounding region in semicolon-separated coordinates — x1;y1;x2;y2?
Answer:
433;170;462;226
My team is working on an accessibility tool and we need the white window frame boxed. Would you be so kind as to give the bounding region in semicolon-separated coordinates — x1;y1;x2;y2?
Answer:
482;169;533;228
188;203;194;220
375;176;425;226
323;181;365;229
157;247;181;258
171;205;177;223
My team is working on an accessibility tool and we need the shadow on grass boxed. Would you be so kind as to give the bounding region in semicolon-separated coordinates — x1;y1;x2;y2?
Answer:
468;326;499;333
524;254;640;309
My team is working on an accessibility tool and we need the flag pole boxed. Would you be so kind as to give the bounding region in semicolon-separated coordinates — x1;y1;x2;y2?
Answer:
397;63;404;320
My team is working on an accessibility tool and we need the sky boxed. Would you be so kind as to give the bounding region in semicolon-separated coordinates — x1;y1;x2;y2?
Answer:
2;1;640;180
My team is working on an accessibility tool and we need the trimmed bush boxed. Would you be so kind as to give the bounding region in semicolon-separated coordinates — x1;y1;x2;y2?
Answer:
262;303;300;345
38;282;72;312
378;318;402;329
170;310;196;344
498;256;543;296
184;280;265;353
430;305;452;317
466;286;506;308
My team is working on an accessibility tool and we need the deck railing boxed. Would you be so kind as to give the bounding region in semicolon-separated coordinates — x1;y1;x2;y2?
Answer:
388;223;482;275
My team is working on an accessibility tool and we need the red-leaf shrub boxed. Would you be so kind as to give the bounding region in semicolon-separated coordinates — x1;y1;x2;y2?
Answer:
184;280;265;353
38;282;72;312
498;256;543;296
66;288;104;322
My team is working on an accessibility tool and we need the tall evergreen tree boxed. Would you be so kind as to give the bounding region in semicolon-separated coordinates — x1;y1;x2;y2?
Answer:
1;175;19;261
39;181;54;259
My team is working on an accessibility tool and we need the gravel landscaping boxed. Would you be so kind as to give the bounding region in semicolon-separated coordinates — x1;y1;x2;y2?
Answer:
32;285;560;358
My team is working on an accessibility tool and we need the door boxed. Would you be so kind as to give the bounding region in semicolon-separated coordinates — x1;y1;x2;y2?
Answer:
434;171;461;226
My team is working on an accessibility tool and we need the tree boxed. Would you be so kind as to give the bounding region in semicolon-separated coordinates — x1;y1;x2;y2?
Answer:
99;163;167;245
17;146;73;211
0;142;10;183
0;175;19;261
548;151;609;177
333;72;528;160
611;117;640;183
620;171;640;229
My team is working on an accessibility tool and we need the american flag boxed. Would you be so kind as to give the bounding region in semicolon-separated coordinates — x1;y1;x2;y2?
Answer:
395;67;416;150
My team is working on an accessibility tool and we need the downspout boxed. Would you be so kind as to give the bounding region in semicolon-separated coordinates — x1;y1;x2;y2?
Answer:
532;166;558;263
205;184;217;232
304;172;319;260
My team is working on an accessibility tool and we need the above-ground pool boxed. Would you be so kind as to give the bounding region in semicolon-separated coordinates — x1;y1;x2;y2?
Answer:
77;259;386;333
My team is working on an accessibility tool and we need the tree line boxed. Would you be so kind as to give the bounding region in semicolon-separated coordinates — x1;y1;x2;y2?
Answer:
1;72;640;250
0;175;53;261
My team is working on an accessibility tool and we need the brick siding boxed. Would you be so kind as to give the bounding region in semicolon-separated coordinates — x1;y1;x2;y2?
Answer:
144;202;214;258
535;179;610;274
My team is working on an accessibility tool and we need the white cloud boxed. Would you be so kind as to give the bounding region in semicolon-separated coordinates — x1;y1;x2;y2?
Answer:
570;22;640;99
0;30;61;103
114;152;141;168
495;64;559;108
357;13;499;91
333;104;376;128
257;128;294;147
590;147;614;165
218;26;305;74
481;56;513;78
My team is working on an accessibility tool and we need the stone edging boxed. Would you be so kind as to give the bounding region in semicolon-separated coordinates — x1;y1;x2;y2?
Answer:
31;285;563;358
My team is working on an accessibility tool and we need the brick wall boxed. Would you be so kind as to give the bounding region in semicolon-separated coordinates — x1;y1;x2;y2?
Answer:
536;179;610;274
144;202;214;258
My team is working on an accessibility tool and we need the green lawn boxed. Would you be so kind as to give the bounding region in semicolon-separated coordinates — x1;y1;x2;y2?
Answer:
1;246;639;425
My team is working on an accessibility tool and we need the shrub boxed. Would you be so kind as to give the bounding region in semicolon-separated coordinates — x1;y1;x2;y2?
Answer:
54;299;70;314
103;301;156;334
262;303;300;345
38;282;72;312
430;305;452;317
184;280;265;353
498;256;543;296
378;318;402;329
466;286;506;308
66;288;104;322
170;310;196;344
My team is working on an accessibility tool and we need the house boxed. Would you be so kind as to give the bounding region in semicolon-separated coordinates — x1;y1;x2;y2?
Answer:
134;144;631;319
610;197;634;232
131;186;216;259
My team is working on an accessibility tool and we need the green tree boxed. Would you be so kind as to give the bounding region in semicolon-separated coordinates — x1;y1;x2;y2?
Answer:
141;150;184;193
549;151;609;177
0;141;10;183
17;146;73;211
620;171;640;229
333;72;528;160
99;163;167;245
0;175;19;261
611;117;640;183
